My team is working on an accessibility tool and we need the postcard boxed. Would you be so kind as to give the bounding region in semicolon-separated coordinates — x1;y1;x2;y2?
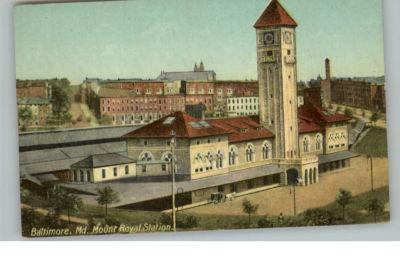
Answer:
15;0;389;238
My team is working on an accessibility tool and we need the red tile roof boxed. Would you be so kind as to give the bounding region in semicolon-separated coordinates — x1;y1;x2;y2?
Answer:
123;112;228;139
254;0;297;28
207;117;274;143
298;101;351;125
298;115;321;134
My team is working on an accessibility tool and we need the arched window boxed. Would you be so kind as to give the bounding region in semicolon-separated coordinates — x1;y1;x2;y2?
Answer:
316;134;322;150
162;152;173;162
303;136;310;153
262;141;272;159
139;151;154;161
246;144;255;162
309;168;313;184
229;146;238;165
216;150;223;168
304;169;308;184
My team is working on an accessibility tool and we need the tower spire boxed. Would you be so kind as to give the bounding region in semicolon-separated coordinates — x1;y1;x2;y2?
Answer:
254;0;297;28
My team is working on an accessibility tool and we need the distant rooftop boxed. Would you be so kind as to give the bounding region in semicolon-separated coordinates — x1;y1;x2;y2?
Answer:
19;124;140;150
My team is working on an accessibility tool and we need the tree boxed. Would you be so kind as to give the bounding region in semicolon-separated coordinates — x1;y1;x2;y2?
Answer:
49;186;82;224
365;197;384;223
370;112;380;126
336;188;352;220
50;84;72;124
18;107;33;131
99;114;112;125
344;108;353;117
242;199;258;227
96;186;120;217
303;208;334;226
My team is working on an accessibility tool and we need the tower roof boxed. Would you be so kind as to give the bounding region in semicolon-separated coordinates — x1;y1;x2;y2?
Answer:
254;0;297;28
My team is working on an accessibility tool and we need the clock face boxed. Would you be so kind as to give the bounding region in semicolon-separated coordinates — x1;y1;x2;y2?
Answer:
284;32;292;44
263;32;275;45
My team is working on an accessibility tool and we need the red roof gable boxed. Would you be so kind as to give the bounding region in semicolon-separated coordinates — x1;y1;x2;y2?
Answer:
298;115;321;134
207;117;274;143
123;112;228;139
254;0;297;28
298;102;351;125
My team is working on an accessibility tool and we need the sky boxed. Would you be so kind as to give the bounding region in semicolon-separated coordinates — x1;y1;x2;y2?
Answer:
14;0;385;84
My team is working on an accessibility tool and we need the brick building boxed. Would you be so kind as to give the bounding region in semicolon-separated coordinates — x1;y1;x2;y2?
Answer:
321;59;386;112
16;80;53;127
99;88;186;125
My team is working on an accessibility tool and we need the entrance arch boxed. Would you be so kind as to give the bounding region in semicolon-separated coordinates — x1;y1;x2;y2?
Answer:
287;168;299;185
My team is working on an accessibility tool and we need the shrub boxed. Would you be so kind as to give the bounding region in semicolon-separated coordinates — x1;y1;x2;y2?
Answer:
86;116;92;123
302;208;334;226
257;217;273;228
76;114;83;122
159;213;198;229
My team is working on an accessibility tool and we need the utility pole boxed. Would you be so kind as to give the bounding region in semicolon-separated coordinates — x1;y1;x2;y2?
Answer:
369;154;374;192
293;182;297;216
171;130;176;232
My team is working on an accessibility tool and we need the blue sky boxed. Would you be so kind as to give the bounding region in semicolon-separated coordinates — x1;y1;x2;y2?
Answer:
14;0;385;84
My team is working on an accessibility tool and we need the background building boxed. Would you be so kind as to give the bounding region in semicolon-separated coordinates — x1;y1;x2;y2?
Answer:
227;96;259;117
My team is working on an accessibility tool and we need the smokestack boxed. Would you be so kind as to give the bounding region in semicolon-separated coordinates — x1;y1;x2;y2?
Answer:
325;58;331;81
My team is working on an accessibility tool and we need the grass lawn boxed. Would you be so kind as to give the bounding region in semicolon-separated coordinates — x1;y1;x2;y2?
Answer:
353;127;388;157
22;184;390;235
321;185;390;225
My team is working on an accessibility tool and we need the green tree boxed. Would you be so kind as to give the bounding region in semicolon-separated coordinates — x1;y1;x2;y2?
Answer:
50;84;72;124
49;186;82;224
370;112;380;126
242;199;259;227
96;186;120;217
303;208;334;226
344;108;353;117
99;114;112;125
18;107;33;131
336;188;352;220
365;197;384;223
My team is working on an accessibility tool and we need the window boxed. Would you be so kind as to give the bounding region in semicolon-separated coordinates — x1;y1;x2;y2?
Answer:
218;186;224;193
80;170;84;181
162;164;167;171
144;140;148;146
125;165;129;175
246;144;255;162
102;169;106;179
262;142;272;159
74;170;78;182
113;167;117;177
287;49;291;55
140;152;153;161
216;151;223;168
87;171;90;182
303;136;310;153
229;147;237;165
263;177;269;185
142;165;147;173
267;50;273;56
316;134;322;150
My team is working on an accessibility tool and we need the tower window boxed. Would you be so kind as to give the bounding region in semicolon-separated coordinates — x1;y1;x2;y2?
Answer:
267;51;273;56
287;50;291;55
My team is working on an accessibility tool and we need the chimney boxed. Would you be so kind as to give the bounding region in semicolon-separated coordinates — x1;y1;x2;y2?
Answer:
325;58;331;81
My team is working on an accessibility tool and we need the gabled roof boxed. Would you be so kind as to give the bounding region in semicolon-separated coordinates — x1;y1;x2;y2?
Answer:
254;0;297;28
71;153;135;168
207;116;274;143
298;101;351;125
298;115;322;134
123;112;228;139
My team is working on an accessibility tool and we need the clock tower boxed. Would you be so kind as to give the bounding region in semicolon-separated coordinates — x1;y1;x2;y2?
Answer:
254;0;299;159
